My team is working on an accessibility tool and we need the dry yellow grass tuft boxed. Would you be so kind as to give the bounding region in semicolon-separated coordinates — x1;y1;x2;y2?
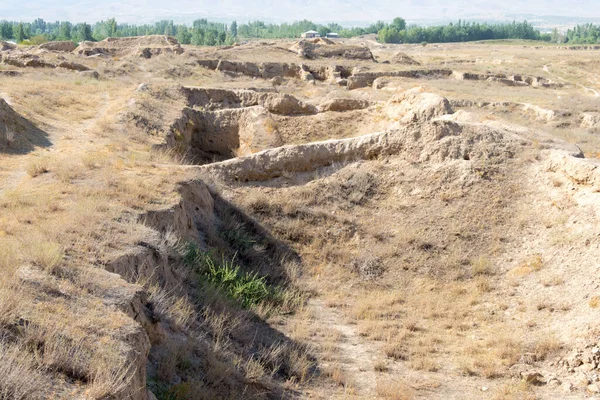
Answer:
26;156;50;177
376;379;416;400
509;254;543;276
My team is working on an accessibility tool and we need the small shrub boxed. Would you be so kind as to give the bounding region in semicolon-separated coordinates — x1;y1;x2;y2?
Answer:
28;35;48;45
472;257;492;276
383;342;408;361
220;222;256;252
26;158;49;177
374;360;389;372
184;245;273;308
510;254;543;276
376;379;415;400
349;254;385;280
532;336;561;360
325;364;346;387
31;241;64;273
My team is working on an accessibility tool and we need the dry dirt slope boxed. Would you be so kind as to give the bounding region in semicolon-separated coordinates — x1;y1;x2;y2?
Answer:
0;36;599;400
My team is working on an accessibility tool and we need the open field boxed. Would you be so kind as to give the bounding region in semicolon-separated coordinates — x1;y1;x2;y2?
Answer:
0;36;599;399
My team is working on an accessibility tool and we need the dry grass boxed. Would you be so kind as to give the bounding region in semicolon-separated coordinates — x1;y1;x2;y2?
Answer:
472;256;493;276
374;359;390;372
4;127;16;146
29;241;64;273
324;364;348;387
0;342;47;400
146;285;196;331
375;379;416;400
492;382;536;400
26;156;50;177
509;254;543;276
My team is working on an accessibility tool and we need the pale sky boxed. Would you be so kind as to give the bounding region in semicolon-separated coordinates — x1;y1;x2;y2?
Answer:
1;0;599;24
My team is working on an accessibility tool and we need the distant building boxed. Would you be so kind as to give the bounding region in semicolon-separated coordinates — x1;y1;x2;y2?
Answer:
326;33;340;39
301;30;320;39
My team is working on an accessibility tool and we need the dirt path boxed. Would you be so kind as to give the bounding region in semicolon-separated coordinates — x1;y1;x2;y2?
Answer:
310;299;379;398
0;91;112;197
543;64;600;96
577;83;600;97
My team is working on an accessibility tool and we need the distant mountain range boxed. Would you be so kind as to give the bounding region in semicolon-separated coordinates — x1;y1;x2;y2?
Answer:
2;0;600;28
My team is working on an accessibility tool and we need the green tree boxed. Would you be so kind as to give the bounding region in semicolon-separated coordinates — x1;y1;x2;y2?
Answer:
176;26;191;44
107;18;117;37
230;21;237;37
224;33;236;45
378;26;401;43
13;23;25;43
391;17;406;31
218;31;226;45
204;29;217;45
191;28;204;45
79;23;93;41
58;21;71;40
317;26;330;37
0;21;13;40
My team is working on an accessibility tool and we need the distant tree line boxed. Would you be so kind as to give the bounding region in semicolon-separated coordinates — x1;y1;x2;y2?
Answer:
0;17;388;45
564;24;600;44
0;17;582;47
236;19;385;39
378;19;550;44
0;18;237;46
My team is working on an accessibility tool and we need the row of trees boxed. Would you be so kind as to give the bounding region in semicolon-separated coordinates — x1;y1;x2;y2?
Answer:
235;19;385;39
0;20;93;43
565;24;600;44
378;19;549;44
0;17;390;45
0;18;236;46
3;17;589;46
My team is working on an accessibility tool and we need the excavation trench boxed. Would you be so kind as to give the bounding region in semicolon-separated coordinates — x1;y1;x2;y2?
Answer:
161;87;382;164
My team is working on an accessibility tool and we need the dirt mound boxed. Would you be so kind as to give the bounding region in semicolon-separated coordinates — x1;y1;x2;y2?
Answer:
289;40;374;61
390;52;420;65
201;119;517;182
311;37;335;45
1;54;91;72
79;70;99;79
318;98;374;112
384;87;453;123
546;152;600;191
195;58;352;83
522;103;557;122
453;71;564;88
0;98;51;153
0;41;16;51
57;61;89;71
581;112;600;129
348;69;453;90
214;59;301;79
0;70;21;77
184;87;317;115
75;35;183;58
38;41;76;52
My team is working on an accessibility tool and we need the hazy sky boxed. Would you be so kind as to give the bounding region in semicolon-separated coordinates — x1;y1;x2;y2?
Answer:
2;0;600;24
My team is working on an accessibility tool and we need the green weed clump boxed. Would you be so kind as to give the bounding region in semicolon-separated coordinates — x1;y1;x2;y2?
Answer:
184;245;273;308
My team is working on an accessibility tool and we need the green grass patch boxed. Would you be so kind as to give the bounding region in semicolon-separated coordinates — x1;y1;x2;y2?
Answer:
184;245;274;308
147;379;190;400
